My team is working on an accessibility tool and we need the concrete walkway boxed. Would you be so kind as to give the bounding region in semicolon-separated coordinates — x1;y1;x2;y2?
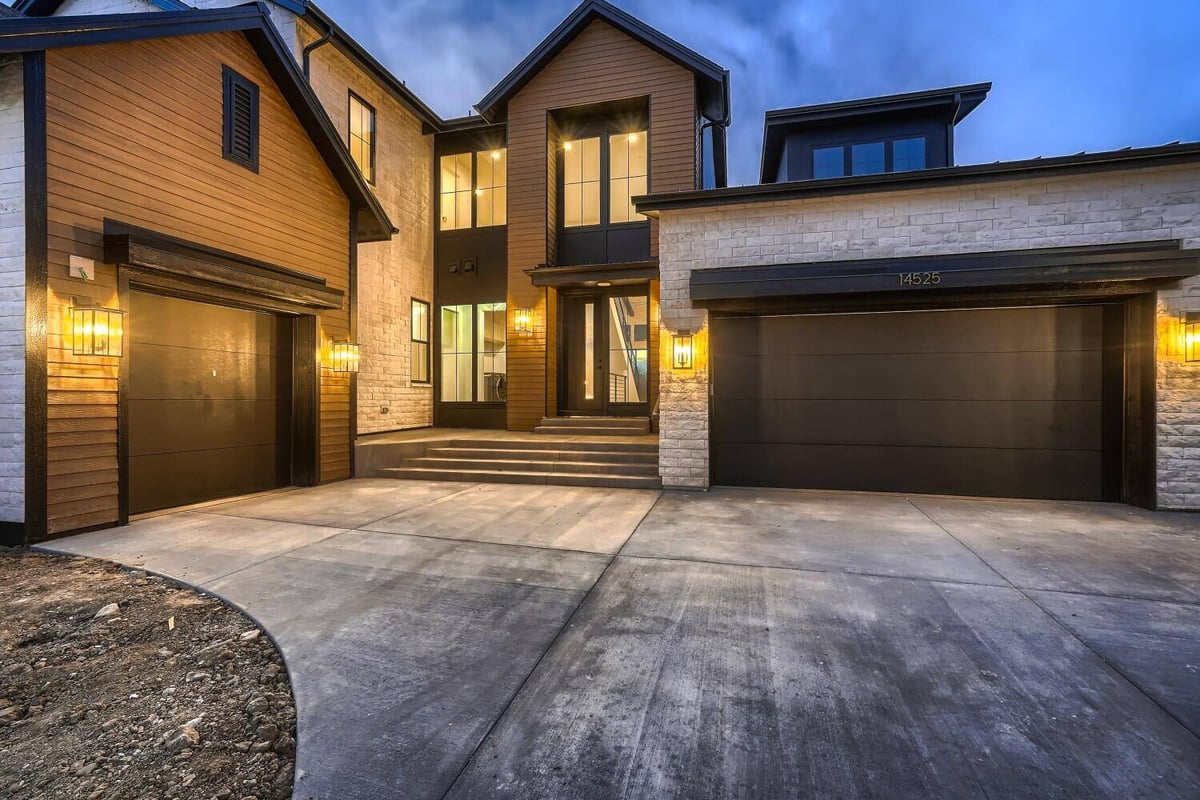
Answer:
44;480;1200;799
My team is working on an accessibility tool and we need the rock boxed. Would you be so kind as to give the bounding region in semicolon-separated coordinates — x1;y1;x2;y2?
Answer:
164;724;201;754
245;696;269;715
93;603;120;619
273;735;294;754
255;723;278;743
239;629;261;641
185;671;211;683
251;742;273;754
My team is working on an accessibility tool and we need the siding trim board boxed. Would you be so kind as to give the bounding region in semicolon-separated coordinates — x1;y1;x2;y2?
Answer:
22;50;47;545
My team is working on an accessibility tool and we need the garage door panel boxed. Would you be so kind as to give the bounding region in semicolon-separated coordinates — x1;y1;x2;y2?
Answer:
712;442;1104;501
721;306;1104;356
128;398;290;456
713;398;1102;451
129;345;289;401
130;445;290;514
131;292;284;353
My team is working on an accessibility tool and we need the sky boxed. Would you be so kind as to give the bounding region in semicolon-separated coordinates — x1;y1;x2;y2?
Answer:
311;0;1200;186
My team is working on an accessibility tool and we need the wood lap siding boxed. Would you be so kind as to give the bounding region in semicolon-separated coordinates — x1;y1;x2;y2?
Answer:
43;33;352;534
506;20;698;430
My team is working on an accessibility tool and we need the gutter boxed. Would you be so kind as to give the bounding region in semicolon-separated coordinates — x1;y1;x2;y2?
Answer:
301;20;331;79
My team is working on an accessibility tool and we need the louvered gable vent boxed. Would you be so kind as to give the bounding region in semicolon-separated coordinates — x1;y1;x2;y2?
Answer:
222;66;259;171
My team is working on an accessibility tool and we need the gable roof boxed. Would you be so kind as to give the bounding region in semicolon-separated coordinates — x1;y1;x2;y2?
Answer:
475;0;729;124
14;0;190;13
0;3;395;241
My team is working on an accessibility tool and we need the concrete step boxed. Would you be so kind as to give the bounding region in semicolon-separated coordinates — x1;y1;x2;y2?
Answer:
425;446;659;465
445;438;658;453
539;416;650;430
401;457;659;476
381;466;662;490
533;425;650;436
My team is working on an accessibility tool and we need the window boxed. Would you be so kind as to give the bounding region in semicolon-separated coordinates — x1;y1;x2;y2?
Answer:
411;299;429;384
893;136;926;172
609;131;647;223
812;146;844;179
222;66;259;171
562;136;600;227
851;141;885;175
476;149;507;227
439;302;507;402
439;153;472;231
349;92;375;183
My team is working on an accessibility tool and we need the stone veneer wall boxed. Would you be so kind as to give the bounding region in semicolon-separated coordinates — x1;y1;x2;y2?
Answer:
656;163;1200;506
0;56;23;523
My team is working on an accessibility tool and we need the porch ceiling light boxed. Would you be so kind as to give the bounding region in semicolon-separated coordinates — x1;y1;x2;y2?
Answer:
71;301;125;357
513;307;534;336
672;330;694;370
330;340;360;373
1184;312;1200;363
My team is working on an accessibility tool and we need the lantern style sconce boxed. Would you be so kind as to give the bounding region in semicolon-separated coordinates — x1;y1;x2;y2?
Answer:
513;307;534;336
1184;312;1200;363
71;301;125;357
672;330;694;370
329;340;360;373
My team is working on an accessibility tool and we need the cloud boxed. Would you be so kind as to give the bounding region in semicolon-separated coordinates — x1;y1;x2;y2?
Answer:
319;0;1200;185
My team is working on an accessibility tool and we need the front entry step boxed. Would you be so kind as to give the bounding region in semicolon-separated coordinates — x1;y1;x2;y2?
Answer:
376;435;661;489
534;416;650;436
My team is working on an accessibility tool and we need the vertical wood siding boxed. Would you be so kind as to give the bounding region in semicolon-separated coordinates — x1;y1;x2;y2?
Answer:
42;33;352;534
506;20;698;430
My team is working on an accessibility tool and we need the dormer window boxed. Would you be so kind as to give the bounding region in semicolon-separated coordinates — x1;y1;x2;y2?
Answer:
812;135;928;179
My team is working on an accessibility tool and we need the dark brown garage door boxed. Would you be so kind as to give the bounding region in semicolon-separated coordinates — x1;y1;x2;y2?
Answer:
128;291;293;514
712;305;1122;501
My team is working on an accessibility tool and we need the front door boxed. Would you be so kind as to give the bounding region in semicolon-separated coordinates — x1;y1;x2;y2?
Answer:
560;288;650;415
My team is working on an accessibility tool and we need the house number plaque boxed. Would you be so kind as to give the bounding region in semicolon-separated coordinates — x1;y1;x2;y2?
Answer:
897;271;941;286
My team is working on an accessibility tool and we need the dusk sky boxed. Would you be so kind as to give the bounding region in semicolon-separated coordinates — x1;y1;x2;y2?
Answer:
316;0;1200;186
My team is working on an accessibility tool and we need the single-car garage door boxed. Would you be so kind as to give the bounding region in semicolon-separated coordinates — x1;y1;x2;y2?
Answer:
128;291;293;514
712;305;1121;501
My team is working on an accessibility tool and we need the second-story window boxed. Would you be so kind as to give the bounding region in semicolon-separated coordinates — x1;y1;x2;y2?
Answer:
439;153;472;230
349;92;375;183
562;137;600;227
609;131;647;223
475;149;507;227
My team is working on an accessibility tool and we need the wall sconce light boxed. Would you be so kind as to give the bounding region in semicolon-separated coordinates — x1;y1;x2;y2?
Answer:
672;330;694;370
513;307;534;336
329;340;360;373
71;301;125;357
1184;312;1200;362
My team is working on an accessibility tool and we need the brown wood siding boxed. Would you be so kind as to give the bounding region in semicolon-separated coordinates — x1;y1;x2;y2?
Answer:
506;19;699;430
42;33;352;534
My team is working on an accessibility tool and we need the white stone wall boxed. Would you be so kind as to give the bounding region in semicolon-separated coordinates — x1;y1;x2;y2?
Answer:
0;56;23;523
301;22;435;434
657;163;1200;503
51;0;160;13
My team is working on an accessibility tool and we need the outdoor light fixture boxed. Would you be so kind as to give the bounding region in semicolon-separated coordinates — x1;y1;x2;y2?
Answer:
513;307;534;335
329;341;360;373
1184;312;1200;362
71;301;125;357
672;330;694;370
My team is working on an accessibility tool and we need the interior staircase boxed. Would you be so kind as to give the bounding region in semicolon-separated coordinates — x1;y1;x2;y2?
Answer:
375;418;659;489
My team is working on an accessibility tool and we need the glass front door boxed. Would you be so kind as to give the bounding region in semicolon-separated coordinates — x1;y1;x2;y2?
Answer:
561;288;649;415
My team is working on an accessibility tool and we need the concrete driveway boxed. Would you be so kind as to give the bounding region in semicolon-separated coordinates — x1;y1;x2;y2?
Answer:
44;481;1200;799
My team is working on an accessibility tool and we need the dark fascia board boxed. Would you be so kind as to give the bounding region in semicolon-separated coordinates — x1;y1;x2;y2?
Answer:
104;219;345;309
526;259;659;286
639;140;1200;215
758;82;990;184
301;1;444;131
15;0;190;13
476;0;729;124
689;240;1199;304
0;4;396;242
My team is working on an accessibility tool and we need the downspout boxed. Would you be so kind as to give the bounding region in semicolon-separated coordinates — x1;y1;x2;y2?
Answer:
302;23;332;80
948;91;962;166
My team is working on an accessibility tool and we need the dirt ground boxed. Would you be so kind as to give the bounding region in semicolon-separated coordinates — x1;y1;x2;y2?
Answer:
0;548;297;800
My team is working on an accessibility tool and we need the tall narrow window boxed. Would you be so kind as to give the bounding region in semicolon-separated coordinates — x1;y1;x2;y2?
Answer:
475;148;507;227
349;92;375;183
222;66;259;171
440;305;473;400
439;153;472;231
562;136;600;227
477;302;507;401
411;299;430;384
609;131;647;223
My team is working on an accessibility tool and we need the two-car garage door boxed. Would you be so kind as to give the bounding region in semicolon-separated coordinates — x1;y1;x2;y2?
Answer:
711;305;1120;501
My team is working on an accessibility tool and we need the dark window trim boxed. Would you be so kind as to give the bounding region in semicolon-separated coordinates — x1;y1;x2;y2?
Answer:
411;297;431;385
222;65;259;172
810;133;929;178
436;147;510;232
558;127;650;232
436;301;507;404
348;90;376;185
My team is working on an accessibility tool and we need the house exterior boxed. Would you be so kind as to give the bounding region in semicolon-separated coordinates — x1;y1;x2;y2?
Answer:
2;0;1199;544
